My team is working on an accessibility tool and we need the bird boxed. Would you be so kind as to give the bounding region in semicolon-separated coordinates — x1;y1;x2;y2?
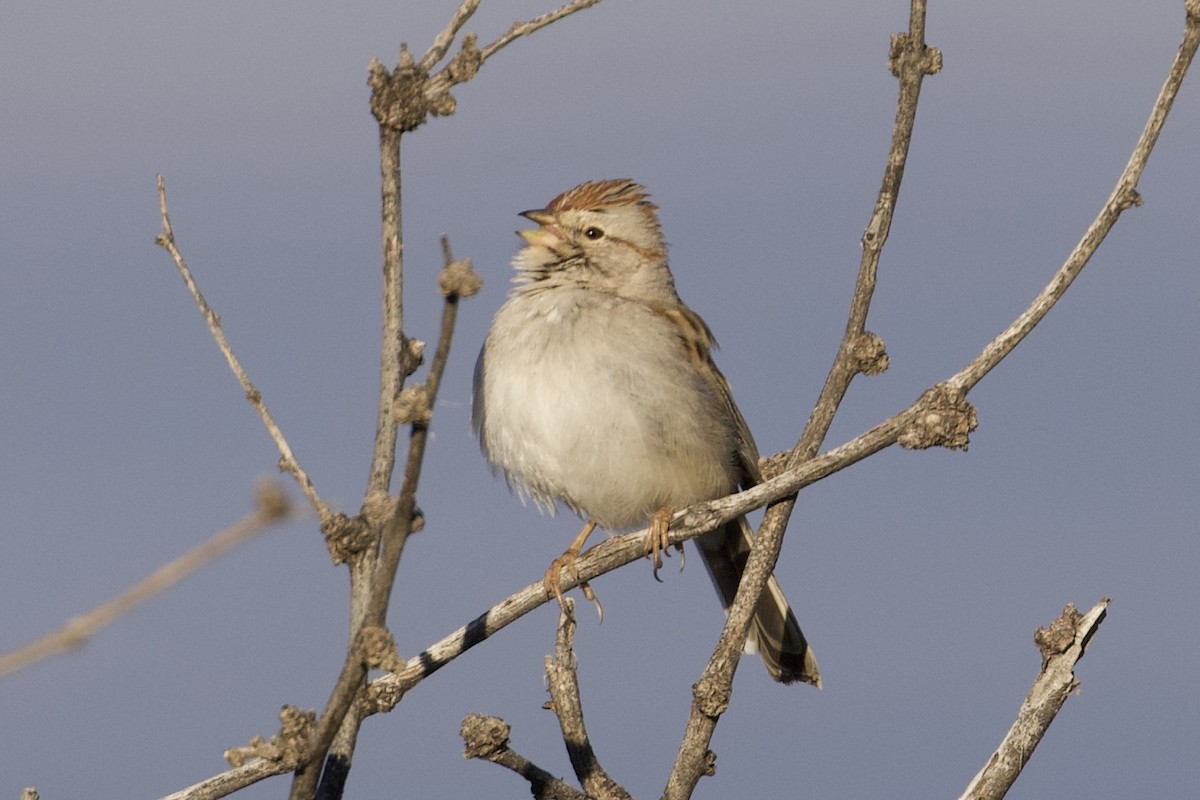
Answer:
472;179;819;686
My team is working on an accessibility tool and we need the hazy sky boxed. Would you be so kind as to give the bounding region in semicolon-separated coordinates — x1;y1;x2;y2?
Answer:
2;1;1197;798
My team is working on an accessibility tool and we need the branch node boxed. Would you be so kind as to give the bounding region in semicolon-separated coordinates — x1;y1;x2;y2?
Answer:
1034;601;1108;669
924;46;944;75
461;713;512;760
851;330;890;376
225;705;316;770
888;32;942;77
446;33;483;85
899;383;978;450
692;674;732;718
322;513;374;565
362;491;401;529
961;599;1110;797
393;383;433;426
364;675;405;715
402;336;427;378
368;56;435;133
757;451;786;481
1116;187;1144;211
439;257;483;299
359;624;404;672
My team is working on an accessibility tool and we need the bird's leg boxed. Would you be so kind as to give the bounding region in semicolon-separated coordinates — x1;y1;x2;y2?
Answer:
644;506;684;580
544;520;603;620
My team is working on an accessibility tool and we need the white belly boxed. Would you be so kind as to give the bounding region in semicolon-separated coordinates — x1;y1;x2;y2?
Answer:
475;287;737;530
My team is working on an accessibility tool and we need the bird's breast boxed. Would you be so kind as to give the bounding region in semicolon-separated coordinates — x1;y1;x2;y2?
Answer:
477;289;737;529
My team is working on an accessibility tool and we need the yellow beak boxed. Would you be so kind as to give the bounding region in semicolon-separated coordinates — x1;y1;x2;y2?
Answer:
517;208;563;247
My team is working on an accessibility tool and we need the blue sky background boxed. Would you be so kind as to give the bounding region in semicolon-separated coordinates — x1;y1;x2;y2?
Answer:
2;1;1197;797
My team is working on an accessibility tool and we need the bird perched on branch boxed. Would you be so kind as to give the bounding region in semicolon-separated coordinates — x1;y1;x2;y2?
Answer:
473;179;819;686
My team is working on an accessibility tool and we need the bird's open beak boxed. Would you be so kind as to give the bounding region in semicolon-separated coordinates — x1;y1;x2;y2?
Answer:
517;208;562;247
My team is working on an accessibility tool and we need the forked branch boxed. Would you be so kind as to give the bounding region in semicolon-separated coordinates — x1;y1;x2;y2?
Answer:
465;601;633;799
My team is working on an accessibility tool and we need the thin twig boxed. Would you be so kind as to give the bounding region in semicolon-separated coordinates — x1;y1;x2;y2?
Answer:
368;238;479;626
545;601;633;800
420;0;482;71
478;0;602;61
159;760;291;800
420;0;603;109
155;176;332;525
363;126;407;503
0;481;292;680
287;133;404;800
949;0;1200;395
959;599;1110;800
797;3;940;460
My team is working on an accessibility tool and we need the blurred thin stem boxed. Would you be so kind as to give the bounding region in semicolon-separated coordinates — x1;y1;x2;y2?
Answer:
0;482;291;680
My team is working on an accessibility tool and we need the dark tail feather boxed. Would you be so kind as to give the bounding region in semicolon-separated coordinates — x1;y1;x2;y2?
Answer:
695;517;821;687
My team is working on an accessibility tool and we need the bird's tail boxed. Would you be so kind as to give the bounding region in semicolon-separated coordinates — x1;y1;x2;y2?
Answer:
694;517;821;687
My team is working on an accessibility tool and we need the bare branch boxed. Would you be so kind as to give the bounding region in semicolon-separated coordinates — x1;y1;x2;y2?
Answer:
948;2;1200;394
294;241;480;799
959;599;1111;800
545;602;633;800
313;704;365;800
155;176;332;525
460;713;588;800
370;0;603;134
294;120;414;800
0;480;293;680
799;0;942;465
477;0;602;61
158;706;315;800
159;760;290;800
368;237;479;625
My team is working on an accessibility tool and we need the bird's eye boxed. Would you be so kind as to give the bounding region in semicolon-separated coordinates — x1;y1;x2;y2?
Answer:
583;226;605;240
